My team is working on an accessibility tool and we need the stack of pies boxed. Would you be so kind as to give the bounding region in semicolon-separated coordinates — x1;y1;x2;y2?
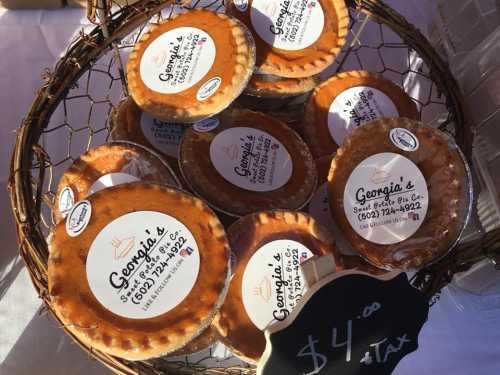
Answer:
54;142;180;222
213;210;340;363
48;183;231;360
47;1;474;364
226;0;349;126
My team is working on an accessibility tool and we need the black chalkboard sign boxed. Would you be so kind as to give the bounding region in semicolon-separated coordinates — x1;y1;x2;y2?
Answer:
258;271;429;375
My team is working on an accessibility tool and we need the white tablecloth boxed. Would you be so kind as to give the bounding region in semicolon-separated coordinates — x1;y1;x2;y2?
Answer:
1;2;499;374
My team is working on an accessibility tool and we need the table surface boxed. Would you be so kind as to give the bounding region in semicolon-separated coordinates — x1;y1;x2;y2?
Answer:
1;2;500;374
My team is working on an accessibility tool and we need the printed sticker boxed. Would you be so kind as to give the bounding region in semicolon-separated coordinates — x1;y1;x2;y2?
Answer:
193;117;220;133
250;0;325;51
59;186;75;218
242;240;314;330
234;0;248;12
140;27;216;94
86;211;200;319
328;86;399;146
390;128;420;152
66;200;92;237
343;153;429;245
209;127;293;192
140;113;189;158
197;76;222;101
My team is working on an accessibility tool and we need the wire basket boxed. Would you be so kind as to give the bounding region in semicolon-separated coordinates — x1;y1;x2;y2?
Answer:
8;0;500;374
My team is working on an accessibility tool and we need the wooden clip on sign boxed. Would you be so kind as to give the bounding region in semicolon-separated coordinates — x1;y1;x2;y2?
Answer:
258;256;429;375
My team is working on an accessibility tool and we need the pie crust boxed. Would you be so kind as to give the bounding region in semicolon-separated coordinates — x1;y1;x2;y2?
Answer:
213;210;340;363
226;0;349;78
48;183;231;360
53;141;180;223
179;108;318;217
328;117;469;270
127;9;256;123
303;70;419;157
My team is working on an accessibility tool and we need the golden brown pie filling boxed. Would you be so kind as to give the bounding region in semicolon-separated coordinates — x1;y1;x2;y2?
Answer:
49;183;231;360
328;117;470;270
179;108;318;217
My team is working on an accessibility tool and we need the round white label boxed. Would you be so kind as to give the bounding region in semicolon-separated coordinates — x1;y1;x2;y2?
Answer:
89;173;140;195
209;127;293;192
193;117;220;133
242;240;313;330
140;27;216;94
196;76;222;101
66;200;92;237
390;128;420;152
234;0;248;12
328;86;399;146
343;153;429;245
140;113;189;158
250;0;325;51
59;186;75;218
86;211;200;319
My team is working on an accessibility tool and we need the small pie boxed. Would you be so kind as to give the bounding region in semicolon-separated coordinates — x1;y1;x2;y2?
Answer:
226;0;349;78
127;9;256;123
213;210;340;363
244;73;319;97
328;117;470;270
54;141;181;223
179;108;318;217
303;70;419;157
48;183;231;360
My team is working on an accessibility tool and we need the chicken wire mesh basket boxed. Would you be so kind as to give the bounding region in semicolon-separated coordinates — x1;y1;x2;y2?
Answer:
8;0;500;374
